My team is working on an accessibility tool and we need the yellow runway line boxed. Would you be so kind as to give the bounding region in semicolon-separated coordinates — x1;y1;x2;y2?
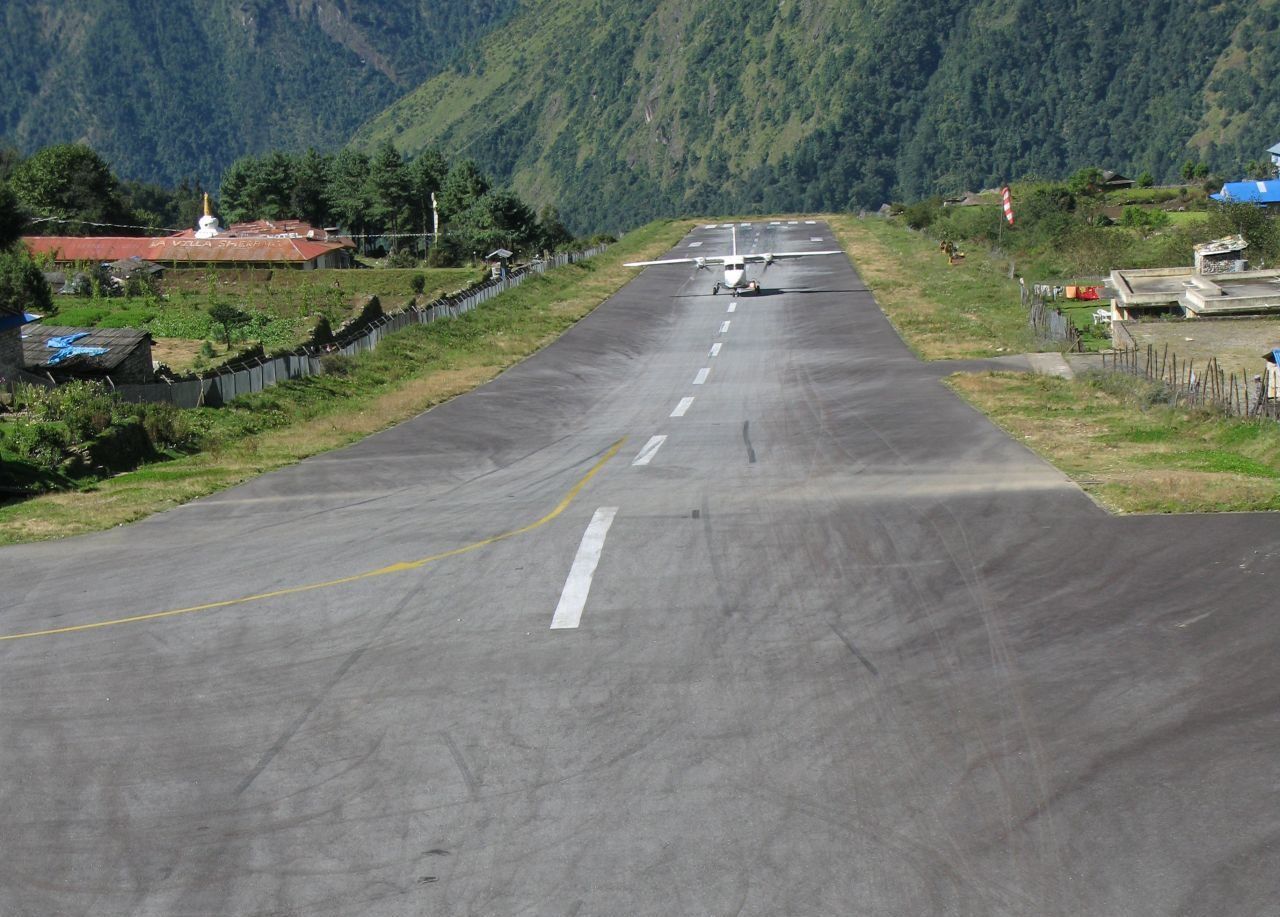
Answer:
0;438;626;643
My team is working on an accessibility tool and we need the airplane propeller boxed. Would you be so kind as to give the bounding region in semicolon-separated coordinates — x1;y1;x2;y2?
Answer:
694;257;709;270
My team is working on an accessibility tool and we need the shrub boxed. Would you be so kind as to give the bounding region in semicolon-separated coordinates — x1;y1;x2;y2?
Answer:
138;403;191;450
7;420;68;468
410;273;427;294
387;249;418;268
310;314;334;346
320;353;354;376
26;380;117;442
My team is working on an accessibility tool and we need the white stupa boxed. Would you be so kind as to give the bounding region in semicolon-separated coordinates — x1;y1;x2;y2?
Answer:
194;192;221;238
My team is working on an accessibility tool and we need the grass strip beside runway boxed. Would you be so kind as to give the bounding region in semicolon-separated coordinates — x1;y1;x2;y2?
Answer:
949;371;1280;513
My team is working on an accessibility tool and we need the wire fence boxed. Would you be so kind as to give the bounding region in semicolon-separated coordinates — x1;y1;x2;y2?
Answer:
1100;343;1280;420
1020;280;1083;351
4;245;606;408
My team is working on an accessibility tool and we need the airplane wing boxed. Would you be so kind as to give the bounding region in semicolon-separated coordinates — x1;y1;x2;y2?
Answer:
742;250;843;262
623;256;727;267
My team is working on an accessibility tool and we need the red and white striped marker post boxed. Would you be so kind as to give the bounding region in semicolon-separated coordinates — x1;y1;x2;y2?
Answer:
1001;186;1015;225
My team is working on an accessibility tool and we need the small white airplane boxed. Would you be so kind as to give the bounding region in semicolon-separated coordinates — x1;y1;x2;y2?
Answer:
624;226;842;294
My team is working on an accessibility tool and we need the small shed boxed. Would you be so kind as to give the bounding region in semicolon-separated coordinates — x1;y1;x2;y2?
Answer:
486;248;514;279
1269;142;1280;169
1100;170;1136;191
1194;235;1249;275
20;325;154;383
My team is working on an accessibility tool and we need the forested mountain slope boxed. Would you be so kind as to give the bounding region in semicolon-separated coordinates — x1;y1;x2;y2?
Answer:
0;0;515;187
356;0;1276;231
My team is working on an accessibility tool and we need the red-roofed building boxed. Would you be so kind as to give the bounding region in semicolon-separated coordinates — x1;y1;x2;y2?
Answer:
24;217;355;270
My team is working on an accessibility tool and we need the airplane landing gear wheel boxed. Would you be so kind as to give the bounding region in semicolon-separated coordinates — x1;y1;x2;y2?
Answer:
712;283;720;295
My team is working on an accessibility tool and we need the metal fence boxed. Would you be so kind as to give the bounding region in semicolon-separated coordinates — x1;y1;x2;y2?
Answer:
5;246;606;408
1100;343;1280;420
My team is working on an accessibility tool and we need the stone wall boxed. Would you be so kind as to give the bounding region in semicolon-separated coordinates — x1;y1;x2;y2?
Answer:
0;326;22;374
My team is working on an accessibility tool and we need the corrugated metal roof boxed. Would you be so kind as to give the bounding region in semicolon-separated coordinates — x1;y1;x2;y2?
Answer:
1211;181;1280;204
24;235;350;264
21;324;151;372
169;220;354;246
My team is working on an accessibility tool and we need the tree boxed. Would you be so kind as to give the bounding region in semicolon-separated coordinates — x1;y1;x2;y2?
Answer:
9;144;134;235
0;181;28;249
208;302;250;348
247;151;294;220
451;190;538;255
406;147;449;249
218;156;258;224
290;149;332;226
1204;201;1280;265
536;205;573;251
1067;167;1106;196
1137;171;1155;188
437;159;490;220
366;141;409;248
0;247;53;317
327;149;372;250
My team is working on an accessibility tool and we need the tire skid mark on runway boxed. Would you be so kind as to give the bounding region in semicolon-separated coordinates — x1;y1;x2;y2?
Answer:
785;358;1062;894
0;439;627;644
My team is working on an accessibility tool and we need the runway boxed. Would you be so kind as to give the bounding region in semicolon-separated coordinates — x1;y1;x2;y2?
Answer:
2;220;1278;916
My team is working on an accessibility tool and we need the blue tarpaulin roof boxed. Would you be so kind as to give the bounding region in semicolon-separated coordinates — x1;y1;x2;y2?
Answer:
1211;181;1280;204
0;311;40;332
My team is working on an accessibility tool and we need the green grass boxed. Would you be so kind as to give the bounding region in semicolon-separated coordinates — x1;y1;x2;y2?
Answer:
43;268;483;367
949;371;1280;513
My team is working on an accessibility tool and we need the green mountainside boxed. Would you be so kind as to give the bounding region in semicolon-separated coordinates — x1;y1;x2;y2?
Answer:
0;0;516;187
356;0;1278;231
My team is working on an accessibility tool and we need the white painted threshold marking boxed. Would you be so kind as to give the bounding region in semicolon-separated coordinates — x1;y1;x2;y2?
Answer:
810;237;824;242
709;342;722;357
805;220;816;224
704;224;717;229
788;220;799;224
739;222;750;227
688;241;703;248
769;221;781;225
671;397;694;417
551;507;618;630
631;435;667;466
719;320;731;334
693;368;710;385
720;223;734;228
727;302;737;313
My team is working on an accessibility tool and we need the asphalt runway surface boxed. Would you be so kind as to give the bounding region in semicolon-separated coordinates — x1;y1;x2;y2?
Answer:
2;221;1278;916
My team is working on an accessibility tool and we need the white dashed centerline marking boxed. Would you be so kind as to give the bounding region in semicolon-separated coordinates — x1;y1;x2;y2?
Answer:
550;507;618;630
719;320;731;334
671;397;694;417
727;302;737;312
693;368;710;385
631;435;667;466
688;241;702;248
709;342;722;357
810;237;824;242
